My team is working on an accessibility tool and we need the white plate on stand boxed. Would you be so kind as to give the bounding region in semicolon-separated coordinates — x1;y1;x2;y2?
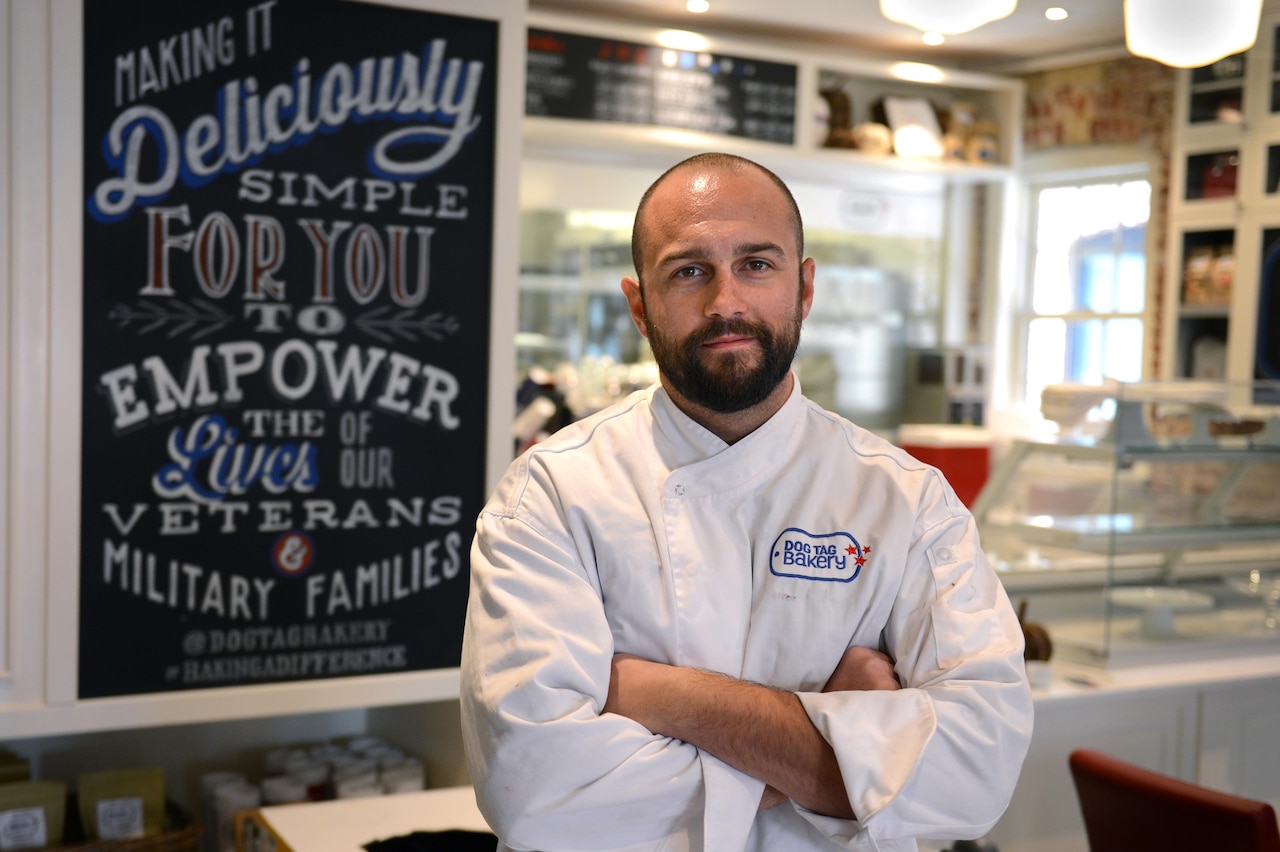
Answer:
1108;587;1216;639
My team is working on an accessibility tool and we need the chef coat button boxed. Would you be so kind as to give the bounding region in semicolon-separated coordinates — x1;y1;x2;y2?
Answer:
674;485;685;496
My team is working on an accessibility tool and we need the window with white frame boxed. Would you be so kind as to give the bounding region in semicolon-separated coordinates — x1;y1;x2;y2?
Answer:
1017;171;1152;422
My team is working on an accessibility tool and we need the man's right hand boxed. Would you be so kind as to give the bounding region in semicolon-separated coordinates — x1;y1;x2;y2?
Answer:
823;646;901;693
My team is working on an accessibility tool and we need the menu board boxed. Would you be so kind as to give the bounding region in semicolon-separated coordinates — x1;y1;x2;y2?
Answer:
526;28;797;143
78;0;497;698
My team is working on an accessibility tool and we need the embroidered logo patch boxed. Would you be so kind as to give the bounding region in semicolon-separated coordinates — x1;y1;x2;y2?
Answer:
769;527;869;583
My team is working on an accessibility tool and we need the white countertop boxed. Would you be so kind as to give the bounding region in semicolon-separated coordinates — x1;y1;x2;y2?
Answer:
1032;650;1280;703
252;786;491;852
245;654;1280;851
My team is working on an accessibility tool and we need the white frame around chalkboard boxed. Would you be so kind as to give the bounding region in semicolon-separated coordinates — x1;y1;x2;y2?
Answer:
0;2;12;703
3;0;522;739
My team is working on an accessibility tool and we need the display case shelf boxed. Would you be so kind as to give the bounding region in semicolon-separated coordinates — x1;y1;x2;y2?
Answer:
988;513;1280;554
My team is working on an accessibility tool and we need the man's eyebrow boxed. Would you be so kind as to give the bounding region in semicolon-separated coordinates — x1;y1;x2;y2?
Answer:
654;241;788;268
654;245;706;269
736;241;787;257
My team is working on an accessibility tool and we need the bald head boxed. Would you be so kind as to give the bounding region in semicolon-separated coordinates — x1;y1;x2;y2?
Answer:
630;153;804;283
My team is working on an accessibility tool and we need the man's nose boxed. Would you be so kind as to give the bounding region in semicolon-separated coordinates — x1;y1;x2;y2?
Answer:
704;269;745;318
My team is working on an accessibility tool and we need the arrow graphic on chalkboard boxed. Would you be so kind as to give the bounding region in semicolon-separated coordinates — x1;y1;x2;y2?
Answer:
355;307;461;343
108;298;233;340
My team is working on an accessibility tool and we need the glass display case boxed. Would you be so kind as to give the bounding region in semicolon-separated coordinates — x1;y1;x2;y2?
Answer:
975;380;1280;667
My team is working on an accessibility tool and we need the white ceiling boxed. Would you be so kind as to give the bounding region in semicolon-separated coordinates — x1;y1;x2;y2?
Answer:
529;0;1131;71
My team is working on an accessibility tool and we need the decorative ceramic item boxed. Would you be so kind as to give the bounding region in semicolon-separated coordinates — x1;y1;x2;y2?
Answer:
1017;599;1053;662
966;120;1000;163
852;121;893;156
946;100;978;134
819;87;859;148
942;132;969;161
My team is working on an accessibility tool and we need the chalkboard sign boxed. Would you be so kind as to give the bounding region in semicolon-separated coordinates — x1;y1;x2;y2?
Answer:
79;0;497;698
526;28;797;143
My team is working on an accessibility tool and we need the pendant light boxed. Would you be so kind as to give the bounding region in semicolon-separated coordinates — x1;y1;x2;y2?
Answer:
879;0;1017;35
1125;0;1262;68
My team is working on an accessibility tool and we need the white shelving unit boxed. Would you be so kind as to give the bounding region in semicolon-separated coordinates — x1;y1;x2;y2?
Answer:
1162;4;1280;383
522;10;1025;185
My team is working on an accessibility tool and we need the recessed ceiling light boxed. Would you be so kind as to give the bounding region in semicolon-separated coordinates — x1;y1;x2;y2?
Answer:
922;31;945;45
1045;7;1068;21
880;0;1016;35
656;29;711;52
891;61;946;83
686;0;710;12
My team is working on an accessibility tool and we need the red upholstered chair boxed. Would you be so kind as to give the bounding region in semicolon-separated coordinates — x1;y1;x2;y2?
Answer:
1068;748;1280;852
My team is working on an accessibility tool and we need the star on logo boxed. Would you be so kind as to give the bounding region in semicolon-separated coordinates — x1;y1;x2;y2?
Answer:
845;544;856;555
855;555;867;567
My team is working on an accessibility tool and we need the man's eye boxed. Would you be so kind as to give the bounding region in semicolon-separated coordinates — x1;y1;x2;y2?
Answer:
744;260;770;271
674;266;702;278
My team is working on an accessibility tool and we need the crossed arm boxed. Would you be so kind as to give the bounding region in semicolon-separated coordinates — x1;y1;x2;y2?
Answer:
603;644;901;819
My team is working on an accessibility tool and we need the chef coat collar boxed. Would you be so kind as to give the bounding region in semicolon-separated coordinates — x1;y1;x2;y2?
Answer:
648;372;805;492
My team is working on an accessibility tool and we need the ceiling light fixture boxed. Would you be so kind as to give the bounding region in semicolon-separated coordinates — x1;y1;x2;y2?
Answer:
686;0;710;13
879;0;1017;35
1045;7;1068;21
1125;0;1262;68
890;61;946;83
922;31;945;46
656;29;711;52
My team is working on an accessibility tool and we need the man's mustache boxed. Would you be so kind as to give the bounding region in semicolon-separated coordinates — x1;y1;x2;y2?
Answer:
689;318;770;346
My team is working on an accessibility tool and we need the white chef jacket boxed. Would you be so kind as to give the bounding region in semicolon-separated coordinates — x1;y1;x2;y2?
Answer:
460;378;1033;852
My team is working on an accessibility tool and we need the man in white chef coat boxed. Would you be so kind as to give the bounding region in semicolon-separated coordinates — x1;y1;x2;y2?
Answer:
460;152;1033;851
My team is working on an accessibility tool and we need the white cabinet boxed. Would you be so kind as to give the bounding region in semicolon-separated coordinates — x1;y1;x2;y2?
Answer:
988;687;1199;852
1162;4;1280;382
1199;678;1280;808
973;660;1280;852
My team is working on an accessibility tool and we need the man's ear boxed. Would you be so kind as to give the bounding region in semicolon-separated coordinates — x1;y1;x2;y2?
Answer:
800;258;816;320
621;276;649;338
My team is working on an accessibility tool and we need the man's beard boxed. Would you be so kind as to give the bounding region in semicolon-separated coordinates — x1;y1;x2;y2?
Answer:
644;307;802;414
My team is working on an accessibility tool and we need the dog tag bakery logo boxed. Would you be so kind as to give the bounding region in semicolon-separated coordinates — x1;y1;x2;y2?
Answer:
769;527;868;582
